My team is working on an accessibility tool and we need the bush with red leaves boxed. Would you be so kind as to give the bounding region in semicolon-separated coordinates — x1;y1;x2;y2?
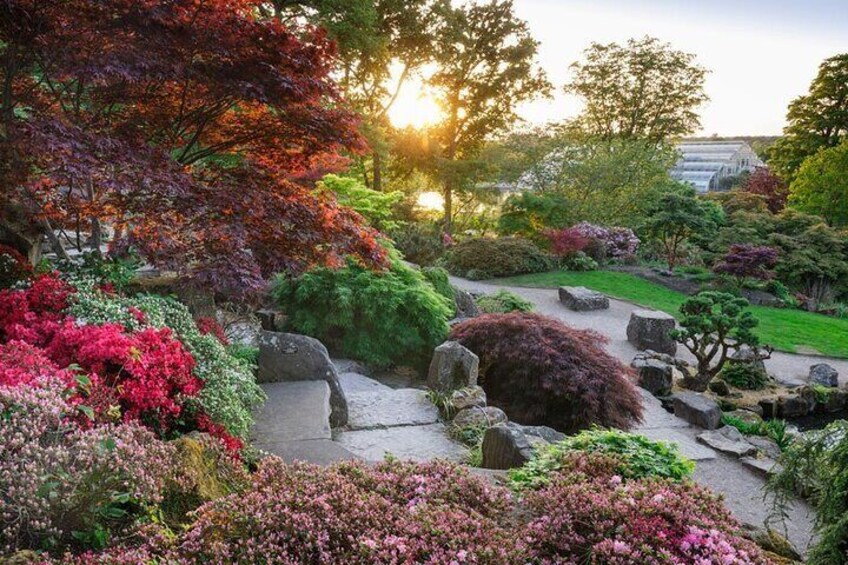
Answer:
195;317;229;346
0;244;32;289
713;244;779;282
545;226;590;258
451;313;643;432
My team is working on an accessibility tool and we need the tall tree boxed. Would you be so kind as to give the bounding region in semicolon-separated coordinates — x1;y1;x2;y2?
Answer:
739;166;788;214
769;53;848;183
789;141;848;227
0;0;385;299
425;0;550;235
566;36;708;142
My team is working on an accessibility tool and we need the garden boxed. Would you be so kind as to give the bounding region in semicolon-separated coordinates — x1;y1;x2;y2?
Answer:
2;1;848;564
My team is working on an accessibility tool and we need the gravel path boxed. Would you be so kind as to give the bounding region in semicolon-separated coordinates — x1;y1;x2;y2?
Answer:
452;276;825;553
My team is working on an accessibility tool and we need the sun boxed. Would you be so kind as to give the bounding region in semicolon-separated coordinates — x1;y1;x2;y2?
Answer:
387;76;443;129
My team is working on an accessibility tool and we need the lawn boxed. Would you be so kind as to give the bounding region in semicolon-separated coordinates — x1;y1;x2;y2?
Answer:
498;270;848;359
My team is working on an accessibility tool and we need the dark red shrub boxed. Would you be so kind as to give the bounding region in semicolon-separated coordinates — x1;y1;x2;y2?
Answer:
713;244;779;281
195;317;229;346
545;227;590;258
450;313;643;432
740;167;788;214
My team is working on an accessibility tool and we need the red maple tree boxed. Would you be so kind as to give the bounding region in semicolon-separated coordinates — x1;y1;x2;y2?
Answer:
739;167;788;214
1;0;386;300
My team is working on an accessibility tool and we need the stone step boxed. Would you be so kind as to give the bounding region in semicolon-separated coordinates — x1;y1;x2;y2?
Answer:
338;372;395;395
252;381;332;444
335;423;469;462
345;389;439;431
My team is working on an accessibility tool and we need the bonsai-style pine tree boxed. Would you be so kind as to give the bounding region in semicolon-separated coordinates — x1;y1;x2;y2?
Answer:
671;291;771;391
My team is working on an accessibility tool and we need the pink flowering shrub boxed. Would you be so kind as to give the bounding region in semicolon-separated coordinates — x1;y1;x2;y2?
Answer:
573;221;640;261
0;274;74;346
0;341;73;388
0;381;176;554
195;316;229;346
522;453;771;564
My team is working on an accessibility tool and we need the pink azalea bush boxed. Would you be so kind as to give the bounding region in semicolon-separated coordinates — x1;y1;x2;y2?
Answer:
573;221;640;260
0;380;176;554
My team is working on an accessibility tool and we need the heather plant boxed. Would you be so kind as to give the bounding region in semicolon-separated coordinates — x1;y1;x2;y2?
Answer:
0;381;175;554
444;237;555;280
476;289;534;314
508;428;694;490
768;420;848;564
451;313;643;432
522;453;771;564
671;291;767;392
272;256;452;368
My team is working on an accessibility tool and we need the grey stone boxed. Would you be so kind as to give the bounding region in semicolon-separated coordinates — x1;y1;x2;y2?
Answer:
335;423;469;462
673;392;722;429
778;395;810;418
740;456;781;476
481;424;536;470
697;427;757;457
740;524;803;562
632;357;673;396
345;389;439;431
558;286;610;311
746;436;782;460
729;345;768;375
724;410;763;426
257;439;361;466
450;386;487;411
426;341;479;392
255;309;284;332
708;379;731;397
634;388;690;430
453;287;481;319
258;331;348;427
740;289;783;307
626;310;677;355
338;372;394;395
252;381;331;442
737;404;764;417
809;363;839;387
822;389;848;413
452;406;508;429
519;425;567;444
759;398;779;419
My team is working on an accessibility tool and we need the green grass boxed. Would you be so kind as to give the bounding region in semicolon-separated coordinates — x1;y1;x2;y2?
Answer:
498;270;848;359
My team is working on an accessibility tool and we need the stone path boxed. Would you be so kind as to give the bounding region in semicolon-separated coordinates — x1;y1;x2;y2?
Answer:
451;276;821;553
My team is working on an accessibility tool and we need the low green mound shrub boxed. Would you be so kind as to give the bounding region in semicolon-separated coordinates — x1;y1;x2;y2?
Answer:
508;428;694;490
421;266;456;315
720;363;769;390
768;420;848;563
476;289;534;314
444;237;555;280
272;257;452;368
451;313;643;433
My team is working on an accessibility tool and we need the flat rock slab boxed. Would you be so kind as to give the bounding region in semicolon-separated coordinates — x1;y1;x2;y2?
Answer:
336;423;469;462
346;389;439;430
252;381;331;443
339;372;394;395
558;286;610;311
697;428;757;457
256;438;361;466
637;427;717;461
634;389;690;430
740;456;782;476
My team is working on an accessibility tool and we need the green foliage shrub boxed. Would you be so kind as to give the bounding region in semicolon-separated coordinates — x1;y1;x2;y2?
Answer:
272;257;452;368
497;192;573;241
56;251;139;291
444;237;555;280
318;174;403;231
421;266;456;315
389;222;445;267
720;363;769;390
768;420;848;563
476;290;534;314
508;428;694;491
226;344;259;367
722;415;791;451
562;251;598;271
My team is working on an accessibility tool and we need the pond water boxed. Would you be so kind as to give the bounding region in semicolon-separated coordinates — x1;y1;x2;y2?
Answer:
784;412;847;432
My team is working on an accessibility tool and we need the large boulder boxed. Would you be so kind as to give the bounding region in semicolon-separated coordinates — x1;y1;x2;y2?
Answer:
426;341;479;393
729;345;768;376
481;423;535;470
626;310;677;355
672;392;721;429
809;363;839;387
631;357;673;396
453;406;508;429
558;286;609;311
453;288;481;319
257;331;348;428
777;394;810;419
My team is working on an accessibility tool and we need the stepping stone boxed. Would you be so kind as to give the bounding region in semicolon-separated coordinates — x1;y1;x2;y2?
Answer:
346;389;439;430
336;423;469;462
740;456;781;476
252;381;331;442
626;310;677;355
257;438;361;466
697;427;757;457
637;427;717;461
673;392;722;429
338;372;394;395
633;389;689;430
558;286;609;311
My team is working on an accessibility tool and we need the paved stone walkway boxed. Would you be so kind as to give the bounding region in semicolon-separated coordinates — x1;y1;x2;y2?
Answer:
451;276;822;553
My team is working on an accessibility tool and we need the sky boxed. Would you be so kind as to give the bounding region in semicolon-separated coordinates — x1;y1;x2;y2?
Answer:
511;0;848;136
389;0;847;136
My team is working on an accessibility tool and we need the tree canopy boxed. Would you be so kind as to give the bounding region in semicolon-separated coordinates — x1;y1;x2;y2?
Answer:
789;141;848;227
566;36;709;143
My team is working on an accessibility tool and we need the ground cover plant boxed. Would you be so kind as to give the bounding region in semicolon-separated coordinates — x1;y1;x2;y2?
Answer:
475;289;534;313
451;313;643;432
498;270;848;357
722;414;791;451
272;256;452;368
